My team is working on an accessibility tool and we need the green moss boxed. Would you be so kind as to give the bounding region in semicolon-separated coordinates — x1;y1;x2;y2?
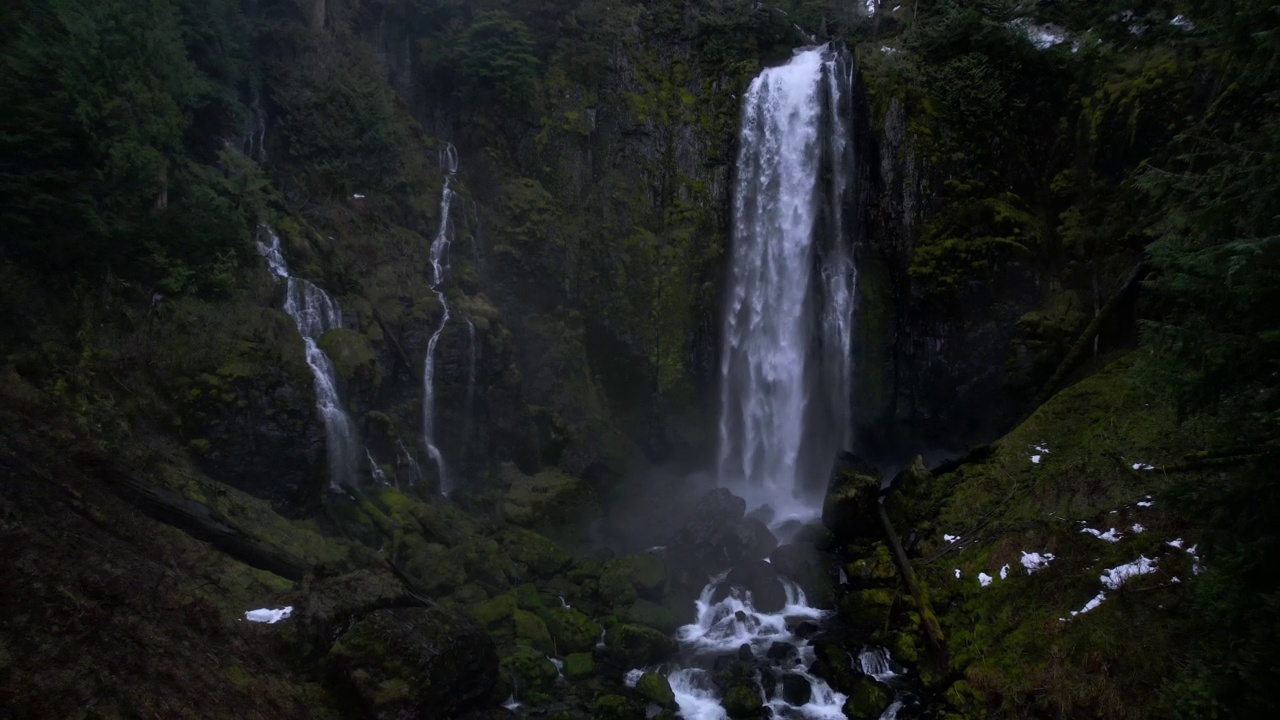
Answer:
722;685;763;718
605;624;678;667
499;646;559;696
564;652;594;681
635;672;676;709
474;593;517;627
513;609;554;654
316;328;379;385
592;693;643;720
843;677;892;719
536;606;601;654
840;588;895;629
598;553;666;607
622;599;682;635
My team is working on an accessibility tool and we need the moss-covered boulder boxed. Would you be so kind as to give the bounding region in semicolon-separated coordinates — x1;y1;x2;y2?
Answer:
843;677;892;719
564;652;595;680
822;452;882;540
592;693;645;720
499;645;560;700
847;543;898;585
598;553;667;606
809;640;858;694
502;467;588;529
295;568;409;657
722;684;764;718
497;526;573;580
884;454;932;531
622;599;684;635
514;609;555;654
327;607;497;719
840;588;895;629
537;606;602;654
635;672;677;709
769;543;837;608
604;623;678;667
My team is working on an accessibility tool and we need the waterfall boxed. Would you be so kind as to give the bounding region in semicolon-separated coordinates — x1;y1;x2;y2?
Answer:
717;45;855;521
256;228;358;488
423;143;459;494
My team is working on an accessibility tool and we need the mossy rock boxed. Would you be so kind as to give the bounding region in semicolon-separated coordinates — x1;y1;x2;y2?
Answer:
564;652;595;681
592;693;645;720
622;599;683;635
598;553;667;607
502;469;587;528
474;592;517;627
537;606;602;654
810;640;857;694
884;455;932;530
317;328;380;386
295;568;409;657
499;646;559;697
847;543;898;585
513;582;549;610
605;624;678;667
328;607;497;719
722;684;763;718
843;677;892;719
497;526;573;579
514;609;554;654
634;672;676;709
886;630;921;665
840;588;895;629
821;453;882;540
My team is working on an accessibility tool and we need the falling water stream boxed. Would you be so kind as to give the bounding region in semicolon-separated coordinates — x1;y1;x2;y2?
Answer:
256;228;358;488
423;143;459;494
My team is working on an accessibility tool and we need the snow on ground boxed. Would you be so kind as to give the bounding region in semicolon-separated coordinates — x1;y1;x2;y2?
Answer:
1070;591;1108;618
1132;462;1155;470
944;534;961;543
978;572;993;588
954;568;961;579
1167;538;1184;549
1130;523;1146;534
1020;551;1055;574
1101;556;1158;590
999;564;1009;580
1081;526;1123;543
244;606;293;624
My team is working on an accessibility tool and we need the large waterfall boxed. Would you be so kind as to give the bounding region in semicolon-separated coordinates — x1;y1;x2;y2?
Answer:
256;228;358;488
717;45;856;522
423;143;458;494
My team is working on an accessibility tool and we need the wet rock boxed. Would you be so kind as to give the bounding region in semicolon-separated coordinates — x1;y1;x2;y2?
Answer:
592;693;645;719
513;608;554;654
781;673;812;706
536;606;602;654
786;618;820;639
766;641;798;662
564;651;595;680
843;676;893;719
884;454;932;530
809;639;857;694
673;488;748;568
739;516;779;559
738;643;755;662
295;567;409;656
327;607;497;719
770;542;838;608
499;645;560;700
604;624;678;667
760;667;778;699
719;559;786;613
496;526;573;580
821;452;883;540
622;598;684;635
635;672;677;709
722;684;764;718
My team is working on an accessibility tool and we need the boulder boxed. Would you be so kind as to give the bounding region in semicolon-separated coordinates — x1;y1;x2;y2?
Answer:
843;676;893;719
821;453;882;540
499;645;560;701
722;684;764;718
883;454;932;530
671;488;749;572
635;672;677;709
294;568;410;656
738;516;779;559
564;652;595;680
604;624;678;667
327;607;497;719
623;599;684;635
781;673;812;706
769;542;838;608
719;559;786;613
536;606;602;654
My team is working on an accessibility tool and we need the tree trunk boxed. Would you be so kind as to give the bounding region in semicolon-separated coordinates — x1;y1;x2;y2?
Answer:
877;502;945;648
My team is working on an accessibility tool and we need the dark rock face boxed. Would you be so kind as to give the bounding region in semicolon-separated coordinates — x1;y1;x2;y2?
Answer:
718;559;786;613
669;488;752;581
821;453;883;540
769;543;838;609
781;673;813;706
295;568;410;657
328;607;498;719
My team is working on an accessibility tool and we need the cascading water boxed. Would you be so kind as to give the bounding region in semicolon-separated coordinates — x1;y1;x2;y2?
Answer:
423;143;458;494
717;44;856;523
256;228;358;488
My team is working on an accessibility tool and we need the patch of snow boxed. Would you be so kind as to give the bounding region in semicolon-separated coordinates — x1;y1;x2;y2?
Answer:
1136;500;1154;508
978;572;993;587
880;46;898;54
999;564;1010;580
1081;527;1123;543
1020;551;1055;574
1186;544;1205;575
1034;443;1051;454
1170;14;1195;30
1100;556;1158;589
954;568;961;579
1071;591;1108;616
1131;523;1147;534
1171;577;1181;584
1167;538;1184;549
944;534;961;543
351;193;365;200
1030;455;1043;464
1132;462;1155;470
245;606;293;624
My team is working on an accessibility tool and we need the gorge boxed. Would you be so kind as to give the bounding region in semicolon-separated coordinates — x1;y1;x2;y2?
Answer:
2;1;1277;719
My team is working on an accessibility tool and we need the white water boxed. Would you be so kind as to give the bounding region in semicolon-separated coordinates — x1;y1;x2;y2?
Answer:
717;45;855;522
423;143;459;494
256;228;358;488
659;574;847;719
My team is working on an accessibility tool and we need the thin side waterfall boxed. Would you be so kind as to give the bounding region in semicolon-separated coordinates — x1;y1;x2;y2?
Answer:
256;228;358;488
717;44;856;523
423;143;458;494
